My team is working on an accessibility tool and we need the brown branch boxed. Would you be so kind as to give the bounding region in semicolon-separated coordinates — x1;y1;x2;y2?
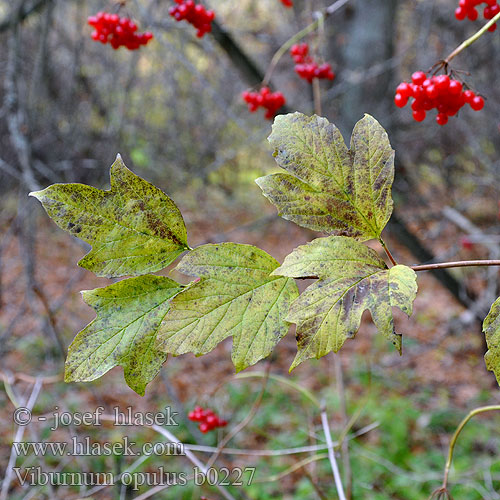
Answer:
411;260;500;272
294;260;500;281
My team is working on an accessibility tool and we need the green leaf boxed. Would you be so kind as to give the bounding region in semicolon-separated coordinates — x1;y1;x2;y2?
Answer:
29;155;189;278
65;275;183;396
273;236;417;370
156;243;299;372
256;113;394;240
482;298;500;385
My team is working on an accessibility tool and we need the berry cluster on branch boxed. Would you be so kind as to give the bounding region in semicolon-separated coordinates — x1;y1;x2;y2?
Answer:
188;406;228;433
395;71;484;125
290;43;335;83
242;87;286;119
87;12;153;50
455;0;499;31
169;0;215;38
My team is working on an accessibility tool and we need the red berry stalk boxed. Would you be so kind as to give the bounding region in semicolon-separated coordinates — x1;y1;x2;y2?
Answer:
88;12;153;50
188;406;228;433
290;43;335;83
169;0;215;38
395;71;484;125
281;0;293;6
455;0;499;32
242;87;286;119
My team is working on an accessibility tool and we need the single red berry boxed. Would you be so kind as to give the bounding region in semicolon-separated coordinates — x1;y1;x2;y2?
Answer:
448;79;463;95
460;236;474;250
470;95;484;110
396;82;412;98
394;93;407;108
412;109;426;122
455;6;467;19
411;71;426;85
435;74;450;91
436;113;448;125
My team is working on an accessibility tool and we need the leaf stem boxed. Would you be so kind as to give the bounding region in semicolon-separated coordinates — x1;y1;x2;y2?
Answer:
379;238;397;266
411;259;500;272
441;405;500;491
445;11;500;64
261;0;351;86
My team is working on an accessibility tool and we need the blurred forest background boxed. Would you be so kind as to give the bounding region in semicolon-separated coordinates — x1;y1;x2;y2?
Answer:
1;0;500;499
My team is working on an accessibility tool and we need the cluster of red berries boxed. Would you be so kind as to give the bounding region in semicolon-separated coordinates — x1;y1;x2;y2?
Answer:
281;0;293;6
87;12;153;50
290;43;335;83
394;71;485;125
455;0;499;31
188;406;228;433
242;87;286;119
169;0;215;38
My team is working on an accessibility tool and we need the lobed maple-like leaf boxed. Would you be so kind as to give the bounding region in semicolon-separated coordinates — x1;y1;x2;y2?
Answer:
29;155;189;278
256;113;395;240
65;275;183;396
482;298;500;385
273;236;417;370
156;243;299;372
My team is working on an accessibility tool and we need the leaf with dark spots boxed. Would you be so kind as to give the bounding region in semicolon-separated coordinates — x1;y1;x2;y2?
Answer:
273;236;417;370
156;243;299;372
64;275;183;395
256;113;395;240
29;155;190;278
482;298;500;386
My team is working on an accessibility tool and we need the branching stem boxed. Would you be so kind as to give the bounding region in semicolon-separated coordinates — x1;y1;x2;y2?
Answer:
445;11;500;64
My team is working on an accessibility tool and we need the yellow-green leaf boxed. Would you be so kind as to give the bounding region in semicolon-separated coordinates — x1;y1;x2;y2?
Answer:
273;236;417;370
256;113;394;240
482;298;500;385
65;275;183;395
156;243;299;372
29;155;189;278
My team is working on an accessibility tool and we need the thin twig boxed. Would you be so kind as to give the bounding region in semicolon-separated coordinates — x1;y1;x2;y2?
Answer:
334;357;352;499
0;378;43;500
445;11;500;64
411;260;500;272
321;407;347;500
441;405;500;491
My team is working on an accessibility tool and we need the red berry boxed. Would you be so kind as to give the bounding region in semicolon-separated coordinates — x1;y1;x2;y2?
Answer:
435;74;450;91
412;109;426;122
394;93;407;107
425;84;438;99
436;113;448;125
460;236;474;250
396;82;412;98
470;95;484;110
411;71;426;85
